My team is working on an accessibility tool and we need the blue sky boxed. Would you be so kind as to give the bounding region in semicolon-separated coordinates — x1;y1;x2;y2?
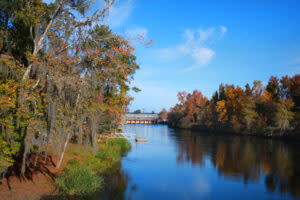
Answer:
95;0;300;112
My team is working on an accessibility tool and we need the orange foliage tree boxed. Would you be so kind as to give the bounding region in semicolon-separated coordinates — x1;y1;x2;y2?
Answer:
168;75;299;136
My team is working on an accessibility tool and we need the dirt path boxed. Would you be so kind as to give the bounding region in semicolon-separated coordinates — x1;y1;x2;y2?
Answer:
0;153;63;200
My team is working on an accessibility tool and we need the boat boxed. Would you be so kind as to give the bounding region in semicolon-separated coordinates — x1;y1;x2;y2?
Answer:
135;137;147;142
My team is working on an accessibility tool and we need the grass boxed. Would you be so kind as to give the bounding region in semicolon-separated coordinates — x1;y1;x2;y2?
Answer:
106;137;131;153
55;162;103;196
55;137;131;197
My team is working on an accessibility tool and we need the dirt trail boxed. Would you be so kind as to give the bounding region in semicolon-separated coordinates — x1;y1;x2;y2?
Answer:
0;152;73;200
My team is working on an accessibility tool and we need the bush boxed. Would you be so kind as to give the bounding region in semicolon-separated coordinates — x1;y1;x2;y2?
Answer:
56;163;103;196
95;148;120;161
87;138;131;173
106;138;131;153
0;136;19;174
96;138;130;161
55;138;131;194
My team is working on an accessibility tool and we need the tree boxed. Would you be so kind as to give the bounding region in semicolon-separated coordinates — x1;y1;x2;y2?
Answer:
216;100;228;126
159;108;168;121
0;0;141;175
167;75;298;136
241;96;258;132
266;76;280;102
284;75;300;130
273;99;295;135
133;109;141;114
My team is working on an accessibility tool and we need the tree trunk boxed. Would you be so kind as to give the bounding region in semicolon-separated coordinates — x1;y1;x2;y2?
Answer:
20;127;25;138
91;118;97;156
34;145;41;167
56;132;70;169
44;139;49;162
1;126;4;137
78;125;83;145
84;135;89;163
21;142;30;175
34;135;44;166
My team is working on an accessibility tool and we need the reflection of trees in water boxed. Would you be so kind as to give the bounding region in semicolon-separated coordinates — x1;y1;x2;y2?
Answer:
176;132;205;167
100;162;140;200
100;163;132;200
173;130;300;197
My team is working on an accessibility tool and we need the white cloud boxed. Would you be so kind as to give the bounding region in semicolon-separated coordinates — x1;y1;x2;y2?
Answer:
197;28;216;42
155;46;186;62
192;48;215;65
184;48;215;72
152;26;227;71
220;25;227;36
105;0;134;28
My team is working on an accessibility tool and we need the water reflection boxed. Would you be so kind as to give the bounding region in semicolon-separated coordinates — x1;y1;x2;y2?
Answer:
173;129;300;197
101;125;300;199
101;166;129;200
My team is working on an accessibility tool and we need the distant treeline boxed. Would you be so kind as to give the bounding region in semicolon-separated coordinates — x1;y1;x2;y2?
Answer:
168;75;299;136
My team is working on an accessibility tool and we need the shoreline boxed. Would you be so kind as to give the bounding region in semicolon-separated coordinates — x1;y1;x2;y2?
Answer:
169;124;300;142
0;136;131;200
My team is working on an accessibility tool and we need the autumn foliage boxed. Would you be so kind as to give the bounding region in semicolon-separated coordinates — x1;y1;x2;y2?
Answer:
0;0;139;175
168;75;299;136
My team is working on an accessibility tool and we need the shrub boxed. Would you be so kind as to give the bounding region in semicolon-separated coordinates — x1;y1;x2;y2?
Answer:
0;136;19;174
106;138;131;153
55;163;103;197
89;138;131;173
95;148;120;161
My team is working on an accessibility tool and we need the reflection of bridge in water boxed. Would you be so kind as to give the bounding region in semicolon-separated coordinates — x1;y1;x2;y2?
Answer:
124;114;164;124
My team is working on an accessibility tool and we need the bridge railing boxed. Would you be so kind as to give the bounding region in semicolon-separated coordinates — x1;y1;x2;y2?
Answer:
124;114;162;124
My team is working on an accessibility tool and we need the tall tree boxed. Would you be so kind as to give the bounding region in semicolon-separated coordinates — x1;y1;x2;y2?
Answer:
159;108;168;121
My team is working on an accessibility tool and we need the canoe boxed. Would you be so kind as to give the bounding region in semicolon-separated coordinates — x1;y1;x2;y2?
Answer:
135;137;147;142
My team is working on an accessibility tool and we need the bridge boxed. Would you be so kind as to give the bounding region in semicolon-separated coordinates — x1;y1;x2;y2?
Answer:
124;114;161;124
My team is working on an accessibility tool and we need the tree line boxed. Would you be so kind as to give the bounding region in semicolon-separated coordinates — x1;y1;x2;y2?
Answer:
0;0;139;176
168;75;299;136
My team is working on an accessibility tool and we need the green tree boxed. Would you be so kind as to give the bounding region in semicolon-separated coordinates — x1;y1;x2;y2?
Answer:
242;97;258;132
273;99;295;135
133;109;141;114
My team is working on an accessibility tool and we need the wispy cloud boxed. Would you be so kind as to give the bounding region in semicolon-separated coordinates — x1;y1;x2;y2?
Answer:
220;25;227;36
184;48;215;72
152;26;227;72
105;0;134;28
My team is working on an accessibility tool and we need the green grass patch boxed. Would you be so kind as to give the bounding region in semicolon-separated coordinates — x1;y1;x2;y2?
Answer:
55;162;103;197
55;137;131;196
105;138;131;153
87;138;131;173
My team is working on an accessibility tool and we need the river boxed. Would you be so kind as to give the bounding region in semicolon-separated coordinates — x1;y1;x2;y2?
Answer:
102;124;300;200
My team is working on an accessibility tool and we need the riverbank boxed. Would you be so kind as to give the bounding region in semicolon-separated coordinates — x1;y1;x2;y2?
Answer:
0;137;131;200
168;123;300;141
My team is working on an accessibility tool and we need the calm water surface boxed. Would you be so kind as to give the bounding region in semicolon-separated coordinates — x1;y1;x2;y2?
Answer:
103;124;300;200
